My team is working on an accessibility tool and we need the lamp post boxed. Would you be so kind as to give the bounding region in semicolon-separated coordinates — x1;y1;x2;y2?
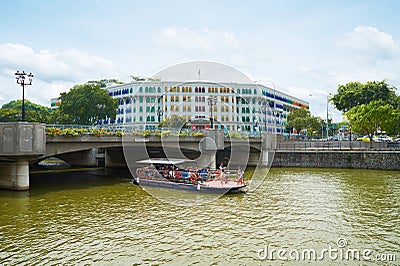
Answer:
309;93;332;140
349;124;352;150
326;93;332;140
157;107;164;123
15;71;34;122
256;80;276;133
207;96;217;129
261;104;267;132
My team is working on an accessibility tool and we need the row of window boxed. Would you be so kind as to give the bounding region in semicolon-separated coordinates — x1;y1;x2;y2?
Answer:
116;95;298;110
109;86;307;108
118;104;289;115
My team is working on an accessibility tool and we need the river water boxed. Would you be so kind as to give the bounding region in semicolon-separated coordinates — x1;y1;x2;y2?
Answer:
0;168;399;265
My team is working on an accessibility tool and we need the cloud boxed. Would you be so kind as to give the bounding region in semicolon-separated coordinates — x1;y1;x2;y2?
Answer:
157;26;238;53
0;43;118;82
0;43;120;107
337;25;400;61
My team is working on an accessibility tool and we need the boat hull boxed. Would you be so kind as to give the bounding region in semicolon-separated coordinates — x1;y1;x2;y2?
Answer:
133;178;246;193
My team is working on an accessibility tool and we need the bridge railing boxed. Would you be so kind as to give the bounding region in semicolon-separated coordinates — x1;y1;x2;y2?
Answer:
276;141;400;151
45;124;263;139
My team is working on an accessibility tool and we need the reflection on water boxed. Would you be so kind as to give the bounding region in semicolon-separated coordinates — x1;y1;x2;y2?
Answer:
0;168;399;265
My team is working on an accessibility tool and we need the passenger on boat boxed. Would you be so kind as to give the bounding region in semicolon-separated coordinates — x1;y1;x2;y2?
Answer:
219;163;227;183
237;166;244;184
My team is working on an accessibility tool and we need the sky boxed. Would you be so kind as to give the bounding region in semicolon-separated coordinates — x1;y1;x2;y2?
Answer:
1;0;400;122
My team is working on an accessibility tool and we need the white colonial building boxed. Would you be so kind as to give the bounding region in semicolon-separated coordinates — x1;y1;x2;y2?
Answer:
105;80;309;133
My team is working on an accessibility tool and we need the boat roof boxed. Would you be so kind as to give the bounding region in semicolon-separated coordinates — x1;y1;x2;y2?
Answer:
135;158;194;165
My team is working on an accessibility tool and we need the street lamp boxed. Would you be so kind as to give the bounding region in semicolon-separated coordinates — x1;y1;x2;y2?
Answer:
207;96;217;129
256;80;276;133
157;107;164;123
309;93;332;140
326;93;332;140
15;70;34;121
261;104;268;132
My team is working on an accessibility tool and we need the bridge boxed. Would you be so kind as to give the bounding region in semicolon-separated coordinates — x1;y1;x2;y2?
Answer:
0;122;274;190
1;122;399;190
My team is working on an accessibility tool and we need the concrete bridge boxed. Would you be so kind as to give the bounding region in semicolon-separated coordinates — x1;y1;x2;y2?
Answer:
2;122;398;191
0;122;272;190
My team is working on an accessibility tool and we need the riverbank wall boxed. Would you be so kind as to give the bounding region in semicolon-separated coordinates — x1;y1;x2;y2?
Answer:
272;150;400;170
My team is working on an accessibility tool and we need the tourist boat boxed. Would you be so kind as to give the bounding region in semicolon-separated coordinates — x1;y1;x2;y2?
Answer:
133;158;246;193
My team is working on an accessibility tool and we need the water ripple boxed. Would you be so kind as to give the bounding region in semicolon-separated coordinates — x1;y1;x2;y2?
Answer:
0;168;399;265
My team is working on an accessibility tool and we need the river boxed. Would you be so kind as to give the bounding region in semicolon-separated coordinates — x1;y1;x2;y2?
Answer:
0;168;399;265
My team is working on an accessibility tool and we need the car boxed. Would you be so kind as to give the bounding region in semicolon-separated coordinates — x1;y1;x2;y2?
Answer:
376;135;393;142
356;135;371;142
394;137;400;142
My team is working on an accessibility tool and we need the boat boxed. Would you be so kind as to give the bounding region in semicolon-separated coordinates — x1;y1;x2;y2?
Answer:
133;158;246;193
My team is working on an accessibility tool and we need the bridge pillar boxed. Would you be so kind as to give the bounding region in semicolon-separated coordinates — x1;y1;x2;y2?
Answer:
57;148;99;167
260;132;276;166
105;148;127;168
0;122;45;190
0;159;29;190
197;131;220;169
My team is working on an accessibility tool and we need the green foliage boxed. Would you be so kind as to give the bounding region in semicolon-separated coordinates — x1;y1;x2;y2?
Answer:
130;75;161;82
86;79;124;88
345;100;398;140
286;109;324;136
331;80;397;112
0;100;51;122
0;108;21;122
58;83;117;125
89;128;107;137
228;132;243;139
159;115;187;129
194;132;204;137
46;127;125;137
161;130;171;137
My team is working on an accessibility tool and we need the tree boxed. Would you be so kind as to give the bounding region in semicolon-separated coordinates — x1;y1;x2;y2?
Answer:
331;80;397;112
286;108;324;138
58;83;117;125
307;116;325;138
0;100;51;123
130;75;161;82
345;100;397;141
159;115;187;129
86;79;124;88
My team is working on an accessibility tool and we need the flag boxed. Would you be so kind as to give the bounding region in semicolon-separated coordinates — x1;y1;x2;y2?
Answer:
198;68;200;80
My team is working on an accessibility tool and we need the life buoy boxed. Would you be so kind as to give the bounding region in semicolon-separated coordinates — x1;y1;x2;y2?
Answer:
190;173;198;184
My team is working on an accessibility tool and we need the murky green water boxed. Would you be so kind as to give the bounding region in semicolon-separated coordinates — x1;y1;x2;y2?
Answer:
0;168;399;265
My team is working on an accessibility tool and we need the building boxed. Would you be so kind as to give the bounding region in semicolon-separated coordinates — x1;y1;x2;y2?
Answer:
105;80;309;133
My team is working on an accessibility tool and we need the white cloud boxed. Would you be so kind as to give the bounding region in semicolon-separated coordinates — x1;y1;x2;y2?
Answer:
337;25;400;61
0;43;120;107
0;43;118;82
157;26;238;53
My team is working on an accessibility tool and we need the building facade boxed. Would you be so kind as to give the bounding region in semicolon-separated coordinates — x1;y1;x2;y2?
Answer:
105;80;309;133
